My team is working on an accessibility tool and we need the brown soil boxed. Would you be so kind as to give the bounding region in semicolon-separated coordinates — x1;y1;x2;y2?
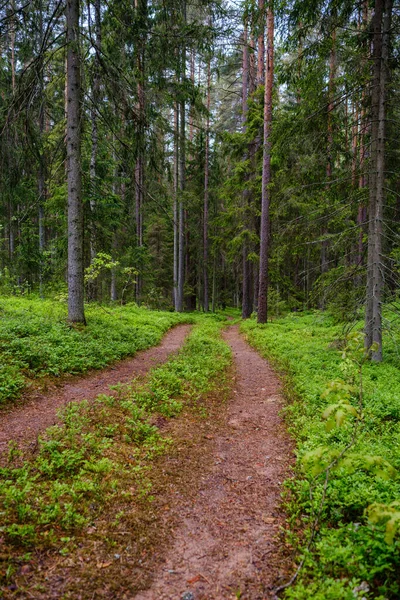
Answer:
0;324;191;455
1;324;294;600
133;325;294;600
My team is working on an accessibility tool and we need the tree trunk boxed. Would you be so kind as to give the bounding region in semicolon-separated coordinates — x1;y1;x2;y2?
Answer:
365;0;392;361
135;0;146;304
38;0;46;298
320;25;336;289
203;57;211;312
173;104;179;309
257;5;274;324
241;22;252;319
357;1;369;272
89;0;101;258
256;0;264;87
176;2;186;313
66;0;85;324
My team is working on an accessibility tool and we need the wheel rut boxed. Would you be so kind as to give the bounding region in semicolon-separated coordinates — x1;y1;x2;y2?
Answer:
134;325;293;600
0;324;191;455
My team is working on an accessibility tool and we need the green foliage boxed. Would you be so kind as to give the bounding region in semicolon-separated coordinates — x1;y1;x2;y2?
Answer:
84;253;119;283
0;296;190;404
0;316;231;583
366;503;400;545
241;313;400;599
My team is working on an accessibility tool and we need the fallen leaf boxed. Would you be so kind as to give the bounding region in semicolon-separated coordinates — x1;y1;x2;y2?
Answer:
262;515;275;524
96;561;112;569
20;565;32;575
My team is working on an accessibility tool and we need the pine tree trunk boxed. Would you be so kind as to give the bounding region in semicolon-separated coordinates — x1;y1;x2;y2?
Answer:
173;104;179;309
203;57;210;312
38;0;46;298
357;2;369;273
176;3;186;313
320;26;336;292
256;0;264;87
257;5;274;324
66;0;85;324
135;0;146;304
241;22;252;319
89;0;101;258
177;96;185;312
365;0;392;361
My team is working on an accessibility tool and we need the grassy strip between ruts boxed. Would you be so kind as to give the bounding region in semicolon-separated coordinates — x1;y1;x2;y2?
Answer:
0;315;231;598
241;312;400;600
0;296;191;405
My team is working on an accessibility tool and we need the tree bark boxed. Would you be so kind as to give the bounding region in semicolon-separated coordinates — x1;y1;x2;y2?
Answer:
176;1;186;313
135;0;146;304
320;26;336;287
173;103;179;309
257;5;274;324
365;0;392;361
256;0;264;87
203;57;211;312
89;0;101;263
357;1;369;272
66;0;85;324
241;22;252;319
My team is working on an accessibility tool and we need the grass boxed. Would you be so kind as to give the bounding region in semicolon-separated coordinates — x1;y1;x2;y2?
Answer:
241;311;400;600
0;296;191;405
0;315;231;596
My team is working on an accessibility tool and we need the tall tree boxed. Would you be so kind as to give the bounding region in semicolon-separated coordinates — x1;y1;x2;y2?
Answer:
203;55;211;312
365;0;393;361
241;20;253;319
176;0;187;313
257;2;274;324
66;0;85;324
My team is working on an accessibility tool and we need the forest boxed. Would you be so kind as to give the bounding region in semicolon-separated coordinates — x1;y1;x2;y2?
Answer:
1;0;400;598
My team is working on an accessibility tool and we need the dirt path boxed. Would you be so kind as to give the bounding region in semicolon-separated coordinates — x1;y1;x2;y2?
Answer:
0;324;191;454
134;325;293;600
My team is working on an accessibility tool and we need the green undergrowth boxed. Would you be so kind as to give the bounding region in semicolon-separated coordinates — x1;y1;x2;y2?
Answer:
0;296;191;405
241;312;400;600
0;316;231;588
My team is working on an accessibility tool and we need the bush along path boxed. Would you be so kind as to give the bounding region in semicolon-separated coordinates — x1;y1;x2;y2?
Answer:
0;324;192;456
0;318;295;599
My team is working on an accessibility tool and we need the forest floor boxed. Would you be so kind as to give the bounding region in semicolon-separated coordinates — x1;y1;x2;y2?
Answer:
0;324;191;457
1;320;294;599
134;325;293;600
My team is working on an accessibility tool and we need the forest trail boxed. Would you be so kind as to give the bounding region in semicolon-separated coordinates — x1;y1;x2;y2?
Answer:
0;324;191;455
134;325;293;600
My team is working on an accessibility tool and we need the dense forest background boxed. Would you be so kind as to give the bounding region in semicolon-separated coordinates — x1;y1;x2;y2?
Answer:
0;0;399;359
